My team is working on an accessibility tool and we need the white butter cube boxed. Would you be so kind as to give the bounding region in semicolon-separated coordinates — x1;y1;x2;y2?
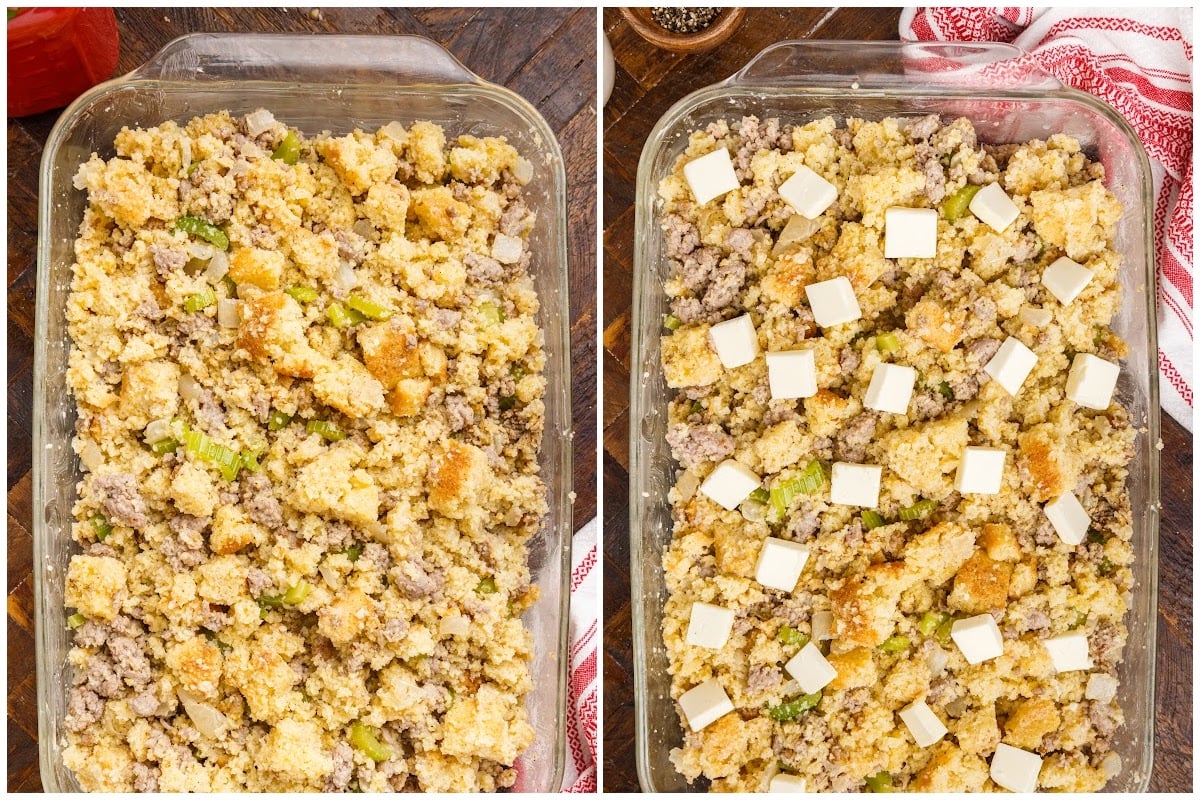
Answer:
783;642;839;694
982;336;1038;396
1043;630;1094;673
769;774;808;793
898;699;948;748
699;459;760;511
864;363;917;414
805;277;862;328
755;537;811;593
884;207;938;258
990;743;1043;794
678;678;734;732
968;182;1020;232
686;602;736;650
950;614;1004;665
682;147;740;205
1066;353;1120;410
708;314;759;369
1042;256;1094;305
829;462;882;508
811;610;834;642
778;165;838;220
766;349;817;400
1043;491;1090;546
954;446;1007;495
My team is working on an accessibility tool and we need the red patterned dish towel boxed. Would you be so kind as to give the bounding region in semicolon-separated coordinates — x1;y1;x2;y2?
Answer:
563;518;598;791
901;7;1194;430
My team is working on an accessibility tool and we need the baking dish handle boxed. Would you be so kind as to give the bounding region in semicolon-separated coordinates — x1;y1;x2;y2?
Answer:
726;40;1063;92
130;32;482;86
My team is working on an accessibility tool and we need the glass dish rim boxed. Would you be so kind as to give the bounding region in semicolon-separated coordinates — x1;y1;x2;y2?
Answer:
33;31;572;794
628;38;1161;794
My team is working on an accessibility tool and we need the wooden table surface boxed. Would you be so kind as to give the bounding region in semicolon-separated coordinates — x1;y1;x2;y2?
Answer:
601;7;1191;792
6;7;595;791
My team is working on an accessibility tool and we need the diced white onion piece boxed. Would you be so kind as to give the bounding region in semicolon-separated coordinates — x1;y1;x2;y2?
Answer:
228;159;251;178
926;645;949;676
333;260;358;295
179;137;192;172
513;157;534;185
740;499;767;524
675;469;700;503
492;233;524;265
189;242;216;261
380;121;407;141
79;440;104;472
217;298;241;328
143;418;173;444
440;614;470;637
243;108;277;137
177;688;230;739
203;249;229;284
178;373;201;403
1019;306;1053;328
772;213;822;256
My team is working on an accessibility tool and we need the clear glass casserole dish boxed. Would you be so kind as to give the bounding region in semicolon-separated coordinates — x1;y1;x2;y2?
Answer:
33;33;572;793
629;41;1159;792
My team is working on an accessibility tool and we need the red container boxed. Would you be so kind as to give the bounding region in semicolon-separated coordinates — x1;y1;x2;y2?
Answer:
7;7;120;117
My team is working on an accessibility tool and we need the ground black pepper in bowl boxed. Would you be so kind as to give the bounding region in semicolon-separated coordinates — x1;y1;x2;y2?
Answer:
651;7;720;34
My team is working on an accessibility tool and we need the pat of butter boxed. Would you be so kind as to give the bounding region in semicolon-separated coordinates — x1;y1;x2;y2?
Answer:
1066;352;1120;410
898;699;948;748
954;446;1007;495
1042;256;1094;305
708;313;759;369
864;363;917;414
778;164;838;220
990;743;1043;794
829;462;882;508
983;336;1038;396
678;677;734;732
1043;491;1090;546
686;602;736;650
682;147;740;205
698;459;761;511
783;642;838;694
805;276;862;328
884;207;938;258
769;774;808;792
811;610;834;642
950;613;1004;665
968;182;1020;233
766;349;818;400
755;537;811;593
1043;630;1094;673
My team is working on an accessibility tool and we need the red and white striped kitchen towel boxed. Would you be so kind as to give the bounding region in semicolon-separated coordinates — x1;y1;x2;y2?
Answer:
901;7;1194;430
563;517;598;791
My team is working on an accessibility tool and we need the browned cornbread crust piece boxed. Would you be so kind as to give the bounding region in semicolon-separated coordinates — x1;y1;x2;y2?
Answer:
63;110;547;792
658;115;1134;792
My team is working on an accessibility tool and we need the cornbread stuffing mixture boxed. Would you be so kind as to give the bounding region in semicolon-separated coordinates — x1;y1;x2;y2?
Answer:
62;109;548;792
658;115;1137;792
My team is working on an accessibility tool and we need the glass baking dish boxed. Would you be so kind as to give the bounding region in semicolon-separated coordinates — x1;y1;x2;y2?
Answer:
629;41;1159;793
33;33;572;793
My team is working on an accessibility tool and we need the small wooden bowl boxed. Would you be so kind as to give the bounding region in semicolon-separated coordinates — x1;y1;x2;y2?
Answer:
619;7;746;55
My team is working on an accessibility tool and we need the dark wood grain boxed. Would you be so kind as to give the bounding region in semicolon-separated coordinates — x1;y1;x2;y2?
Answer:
6;8;595;792
601;6;1192;792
